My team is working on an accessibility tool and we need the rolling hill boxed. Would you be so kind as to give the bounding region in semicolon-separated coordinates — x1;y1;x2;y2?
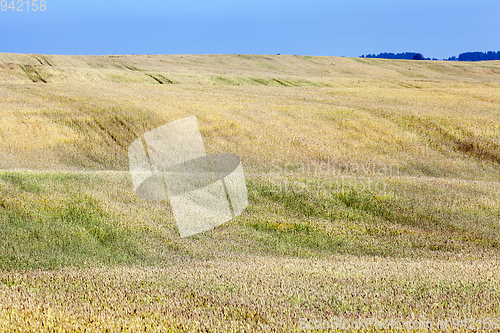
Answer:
0;53;499;331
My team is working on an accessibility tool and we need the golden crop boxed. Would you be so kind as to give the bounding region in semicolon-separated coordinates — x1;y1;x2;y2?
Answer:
0;53;499;331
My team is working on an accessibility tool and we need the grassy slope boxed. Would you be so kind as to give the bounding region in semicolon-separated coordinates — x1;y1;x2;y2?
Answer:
1;53;499;178
0;53;499;331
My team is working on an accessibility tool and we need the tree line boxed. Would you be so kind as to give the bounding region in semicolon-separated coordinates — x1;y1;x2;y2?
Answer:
360;52;432;60
447;51;500;61
360;51;500;61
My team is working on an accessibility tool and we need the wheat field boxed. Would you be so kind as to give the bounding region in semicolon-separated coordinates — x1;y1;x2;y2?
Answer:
0;53;499;331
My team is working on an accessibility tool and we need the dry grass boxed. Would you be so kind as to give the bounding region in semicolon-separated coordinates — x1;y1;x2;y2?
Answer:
0;53;500;331
1;53;499;178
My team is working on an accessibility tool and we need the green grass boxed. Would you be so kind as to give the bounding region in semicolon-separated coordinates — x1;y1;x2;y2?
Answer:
243;177;500;257
248;77;270;85
212;76;239;85
1;171;498;270
145;73;176;84
0;171;198;270
19;64;47;83
122;64;142;71
239;77;325;87
0;173;147;269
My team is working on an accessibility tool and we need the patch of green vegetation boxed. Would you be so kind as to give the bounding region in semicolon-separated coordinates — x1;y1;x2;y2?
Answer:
145;73;176;84
41;56;53;66
19;64;47;83
158;74;176;84
238;77;328;87
212;76;239;86
240;77;324;87
248;179;414;227
0;173;44;194
30;56;44;66
1;171;498;270
257;62;278;70
122;64;141;71
0;193;142;270
300;79;329;87
243;178;499;257
272;78;290;87
1;175;145;270
248;78;269;86
109;74;131;83
31;55;53;66
246;216;369;257
0;171;197;270
87;61;108;69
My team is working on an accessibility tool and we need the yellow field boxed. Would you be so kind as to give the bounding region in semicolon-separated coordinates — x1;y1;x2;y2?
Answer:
0;53;499;331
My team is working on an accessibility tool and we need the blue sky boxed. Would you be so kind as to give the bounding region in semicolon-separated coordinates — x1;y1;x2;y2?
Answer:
1;0;499;59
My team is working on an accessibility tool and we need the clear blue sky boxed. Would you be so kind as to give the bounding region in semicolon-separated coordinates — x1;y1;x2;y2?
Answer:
1;0;499;59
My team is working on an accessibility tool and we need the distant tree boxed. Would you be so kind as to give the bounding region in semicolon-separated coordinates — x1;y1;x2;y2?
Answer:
457;51;500;62
364;52;423;60
413;53;425;60
363;50;500;62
